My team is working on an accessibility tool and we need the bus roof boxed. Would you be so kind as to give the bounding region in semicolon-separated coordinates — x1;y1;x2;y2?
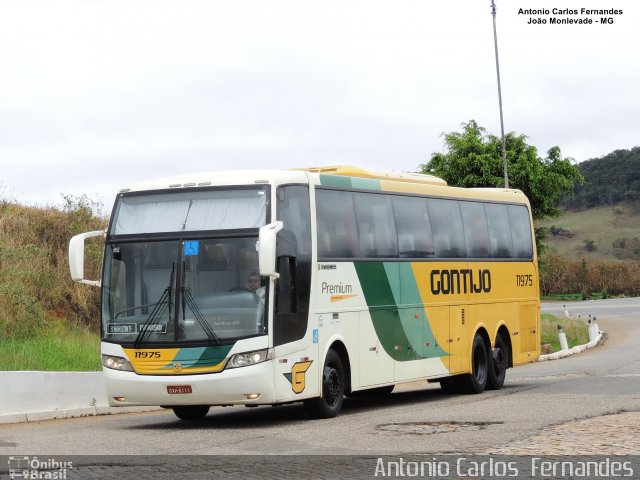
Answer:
302;166;529;206
116;166;529;207
117;169;309;193
297;165;447;186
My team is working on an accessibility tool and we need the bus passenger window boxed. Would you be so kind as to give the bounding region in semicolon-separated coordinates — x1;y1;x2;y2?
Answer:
433;234;451;257
316;190;357;259
392;196;434;258
353;193;397;258
460;202;490;258
508;205;534;258
318;229;332;257
428;198;466;258
485;204;514;258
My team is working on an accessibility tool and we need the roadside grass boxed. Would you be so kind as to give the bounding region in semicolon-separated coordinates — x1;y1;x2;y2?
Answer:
541;313;590;352
0;321;101;371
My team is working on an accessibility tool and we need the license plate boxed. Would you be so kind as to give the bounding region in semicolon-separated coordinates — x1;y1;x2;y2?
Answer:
167;385;192;395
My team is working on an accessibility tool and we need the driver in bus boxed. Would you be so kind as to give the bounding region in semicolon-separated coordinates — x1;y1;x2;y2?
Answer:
247;271;265;302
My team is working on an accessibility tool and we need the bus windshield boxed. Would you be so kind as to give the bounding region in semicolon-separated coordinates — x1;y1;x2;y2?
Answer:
102;237;267;344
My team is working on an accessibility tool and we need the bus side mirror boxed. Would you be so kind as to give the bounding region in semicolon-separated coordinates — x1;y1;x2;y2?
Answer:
69;230;105;287
258;221;283;278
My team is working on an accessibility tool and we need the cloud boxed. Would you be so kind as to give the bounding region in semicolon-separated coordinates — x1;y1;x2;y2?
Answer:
1;1;638;206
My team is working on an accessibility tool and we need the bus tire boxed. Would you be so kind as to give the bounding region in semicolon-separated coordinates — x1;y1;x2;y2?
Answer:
439;376;461;394
303;349;345;419
487;335;508;390
458;334;489;394
173;405;210;420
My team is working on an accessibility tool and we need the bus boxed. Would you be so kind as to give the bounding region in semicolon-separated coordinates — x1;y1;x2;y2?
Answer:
69;165;540;420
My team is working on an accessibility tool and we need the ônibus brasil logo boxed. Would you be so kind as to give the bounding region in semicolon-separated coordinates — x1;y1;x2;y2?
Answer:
8;456;73;479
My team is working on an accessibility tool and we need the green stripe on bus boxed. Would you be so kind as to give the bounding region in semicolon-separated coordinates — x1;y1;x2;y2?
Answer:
355;262;447;361
319;174;381;191
161;345;234;369
351;177;381;190
355;262;396;307
191;345;234;368
397;263;447;358
319;174;352;188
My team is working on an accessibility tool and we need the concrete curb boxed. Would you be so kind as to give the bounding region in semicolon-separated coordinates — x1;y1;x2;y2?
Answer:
537;330;606;362
0;406;162;424
0;371;162;425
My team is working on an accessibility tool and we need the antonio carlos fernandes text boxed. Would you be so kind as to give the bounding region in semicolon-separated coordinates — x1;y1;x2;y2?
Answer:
374;457;634;477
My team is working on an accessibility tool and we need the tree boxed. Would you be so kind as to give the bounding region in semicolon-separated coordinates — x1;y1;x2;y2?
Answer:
560;146;640;210
419;120;583;253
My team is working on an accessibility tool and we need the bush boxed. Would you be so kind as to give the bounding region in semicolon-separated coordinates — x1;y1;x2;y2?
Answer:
582;239;597;252
0;197;107;340
540;251;640;296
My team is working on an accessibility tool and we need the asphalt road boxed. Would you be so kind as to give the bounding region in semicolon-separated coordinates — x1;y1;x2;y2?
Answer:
1;298;639;457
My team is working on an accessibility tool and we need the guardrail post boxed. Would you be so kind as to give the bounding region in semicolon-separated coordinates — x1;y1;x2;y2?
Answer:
593;316;600;335
587;316;597;342
557;324;569;351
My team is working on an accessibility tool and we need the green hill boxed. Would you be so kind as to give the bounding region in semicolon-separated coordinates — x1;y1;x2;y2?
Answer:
544;146;640;260
540;203;640;260
562;147;640;210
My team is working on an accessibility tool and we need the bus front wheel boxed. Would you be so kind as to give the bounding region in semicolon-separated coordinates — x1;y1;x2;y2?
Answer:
458;334;489;394
304;349;345;419
173;405;210;420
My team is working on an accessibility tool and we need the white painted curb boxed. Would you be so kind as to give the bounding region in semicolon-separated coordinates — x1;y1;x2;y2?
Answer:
538;330;606;362
0;371;160;424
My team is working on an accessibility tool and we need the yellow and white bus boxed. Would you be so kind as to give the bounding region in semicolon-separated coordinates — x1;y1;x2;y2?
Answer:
69;166;540;420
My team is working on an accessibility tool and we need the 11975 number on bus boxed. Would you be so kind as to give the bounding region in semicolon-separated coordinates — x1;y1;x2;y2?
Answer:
516;274;533;287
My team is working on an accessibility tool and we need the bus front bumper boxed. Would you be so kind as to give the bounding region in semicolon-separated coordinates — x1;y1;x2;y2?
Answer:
103;361;277;407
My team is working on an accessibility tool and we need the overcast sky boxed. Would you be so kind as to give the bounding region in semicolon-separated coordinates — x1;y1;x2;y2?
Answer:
1;1;637;210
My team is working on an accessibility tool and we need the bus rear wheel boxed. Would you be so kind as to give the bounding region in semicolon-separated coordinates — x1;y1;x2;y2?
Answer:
458;334;489;394
487;335;509;390
304;349;345;419
173;405;210;420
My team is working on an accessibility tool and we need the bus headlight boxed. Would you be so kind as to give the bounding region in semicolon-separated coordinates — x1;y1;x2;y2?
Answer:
228;349;273;369
102;354;134;372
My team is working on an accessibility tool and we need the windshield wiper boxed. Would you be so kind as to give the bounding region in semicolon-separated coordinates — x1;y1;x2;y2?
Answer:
134;263;175;347
181;287;220;345
181;261;219;344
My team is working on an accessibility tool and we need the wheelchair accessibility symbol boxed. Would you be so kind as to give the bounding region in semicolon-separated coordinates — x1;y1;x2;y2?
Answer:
184;241;199;256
